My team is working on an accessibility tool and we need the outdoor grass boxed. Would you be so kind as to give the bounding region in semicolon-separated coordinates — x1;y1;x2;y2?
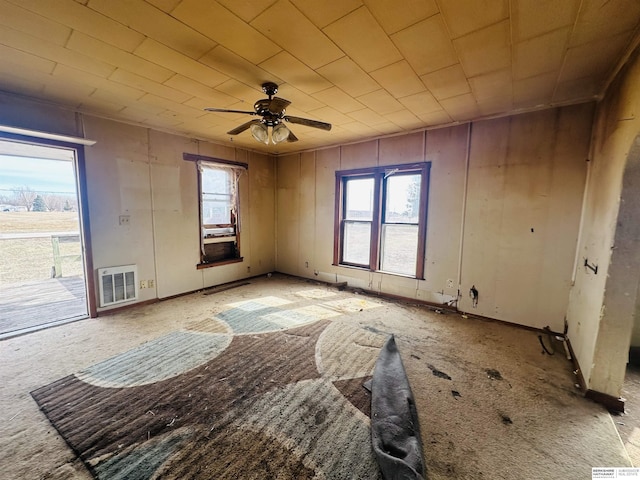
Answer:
0;212;83;285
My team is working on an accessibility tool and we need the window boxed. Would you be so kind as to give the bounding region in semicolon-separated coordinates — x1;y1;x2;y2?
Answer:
334;162;430;278
192;156;247;267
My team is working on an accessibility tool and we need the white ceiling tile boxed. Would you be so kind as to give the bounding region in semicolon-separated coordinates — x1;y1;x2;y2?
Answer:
79;95;127;114
217;0;278;22
53;63;145;101
109;69;192;103
199;46;283;91
290;0;363;29
214;78;264;102
144;0;181;12
513;28;571;80
304;106;353;126
349;108;388;127
391;15;458;75
570;0;640;47
363;0;438;34
356;89;405;115
453;20;511;77
512;0;580;42
0;0;71;45
399;91;442;115
274;84;326;112
67;31;174;83
171;0;281;64
134;39;228;88
164;75;233;105
370;61;426;98
439;0;508;38
420;64;470;100
323;6;403;72
416;109;452;126
512;72;556;108
0;41;55;74
12;0;145;51
311;87;366;113
259;51;332;94
560;32;631;84
439;92;480;121
553;76;602;104
0;25;116;78
251;0;344;69
469;69;512;102
87;0;216;58
317;56;380;97
385;109;425;130
0;0;636;154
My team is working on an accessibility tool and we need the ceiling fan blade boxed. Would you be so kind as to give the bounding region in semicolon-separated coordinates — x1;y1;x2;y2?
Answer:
205;107;256;115
268;97;291;115
227;119;261;135
284;115;332;131
287;129;298;142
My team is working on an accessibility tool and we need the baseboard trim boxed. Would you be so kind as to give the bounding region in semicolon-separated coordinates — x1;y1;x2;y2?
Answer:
565;337;625;413
585;390;625;413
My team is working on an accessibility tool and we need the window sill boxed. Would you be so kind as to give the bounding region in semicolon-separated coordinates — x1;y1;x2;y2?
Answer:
333;262;424;280
197;257;243;269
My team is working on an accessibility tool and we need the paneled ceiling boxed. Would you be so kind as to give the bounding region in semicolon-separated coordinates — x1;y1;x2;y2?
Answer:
1;0;639;154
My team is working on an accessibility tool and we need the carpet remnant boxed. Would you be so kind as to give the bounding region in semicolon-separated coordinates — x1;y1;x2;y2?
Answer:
371;335;426;480
31;304;385;480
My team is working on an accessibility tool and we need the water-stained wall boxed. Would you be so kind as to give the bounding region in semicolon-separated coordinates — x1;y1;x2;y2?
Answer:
276;104;594;332
567;47;640;398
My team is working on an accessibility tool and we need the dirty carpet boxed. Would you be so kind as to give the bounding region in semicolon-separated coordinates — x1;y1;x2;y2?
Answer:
31;305;385;479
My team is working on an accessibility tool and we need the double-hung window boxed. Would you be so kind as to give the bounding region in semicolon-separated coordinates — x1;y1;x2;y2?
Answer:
186;154;247;267
334;162;430;279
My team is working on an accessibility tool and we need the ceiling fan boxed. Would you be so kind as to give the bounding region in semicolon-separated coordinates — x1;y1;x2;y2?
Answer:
205;82;332;145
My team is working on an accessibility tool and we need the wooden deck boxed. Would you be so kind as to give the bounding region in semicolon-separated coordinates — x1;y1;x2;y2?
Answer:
0;276;87;336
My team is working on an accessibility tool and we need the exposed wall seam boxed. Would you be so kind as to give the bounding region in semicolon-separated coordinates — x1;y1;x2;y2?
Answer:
570;105;598;284
456;123;473;295
147;128;159;298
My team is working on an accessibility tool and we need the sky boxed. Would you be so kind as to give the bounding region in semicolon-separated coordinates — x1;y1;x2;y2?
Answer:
0;155;77;196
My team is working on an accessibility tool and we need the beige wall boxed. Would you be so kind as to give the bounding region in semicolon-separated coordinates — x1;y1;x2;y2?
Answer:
567;48;640;397
0;93;276;312
276;104;593;332
82;117;276;310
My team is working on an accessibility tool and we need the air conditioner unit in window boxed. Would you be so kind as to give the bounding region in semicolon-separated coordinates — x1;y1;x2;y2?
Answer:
98;265;138;307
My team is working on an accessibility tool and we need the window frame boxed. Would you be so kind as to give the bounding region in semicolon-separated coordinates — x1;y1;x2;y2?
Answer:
183;153;248;269
333;162;430;279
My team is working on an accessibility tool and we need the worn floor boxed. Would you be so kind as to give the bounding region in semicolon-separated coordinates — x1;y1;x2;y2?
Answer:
0;274;631;479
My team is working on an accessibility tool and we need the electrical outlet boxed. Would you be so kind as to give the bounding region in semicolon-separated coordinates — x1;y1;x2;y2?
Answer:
447;279;454;289
148;279;154;288
119;215;130;226
140;280;146;289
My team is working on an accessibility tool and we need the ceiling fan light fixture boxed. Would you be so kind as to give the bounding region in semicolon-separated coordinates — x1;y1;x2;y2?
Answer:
250;122;269;144
271;123;290;144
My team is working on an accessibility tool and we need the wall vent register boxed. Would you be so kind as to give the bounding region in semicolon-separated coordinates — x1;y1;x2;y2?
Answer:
98;265;137;307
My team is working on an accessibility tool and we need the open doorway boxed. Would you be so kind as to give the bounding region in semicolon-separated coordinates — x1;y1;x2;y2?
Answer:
0;137;92;337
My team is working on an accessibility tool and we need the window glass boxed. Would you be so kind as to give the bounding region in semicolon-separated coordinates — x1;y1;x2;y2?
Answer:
345;177;374;221
343;221;371;265
334;163;429;278
380;224;418;275
202;168;232;225
384;173;421;224
196;160;245;266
